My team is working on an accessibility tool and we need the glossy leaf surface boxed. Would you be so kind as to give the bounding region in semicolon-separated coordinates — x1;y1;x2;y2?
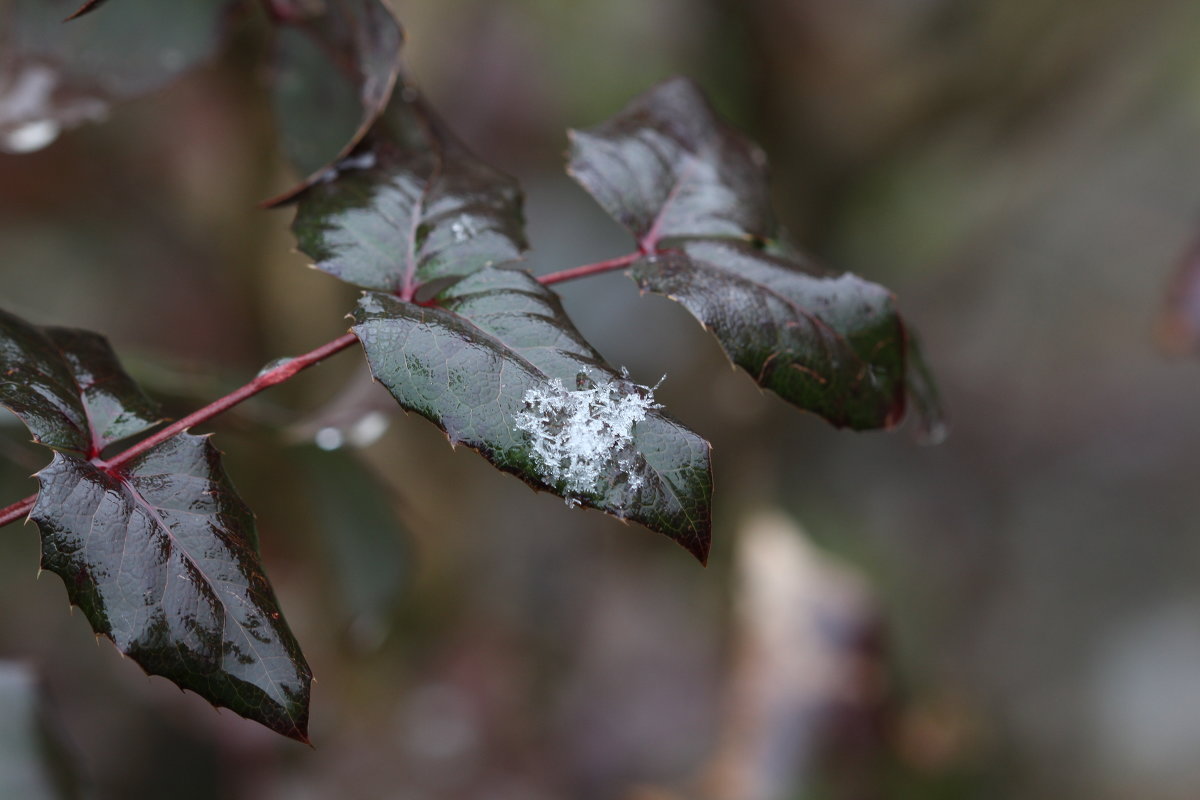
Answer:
631;241;908;429
0;309;159;454
269;0;404;197
290;91;527;296
351;268;712;561
567;77;775;246
0;0;232;152
569;77;934;431
0;308;310;740
31;435;312;741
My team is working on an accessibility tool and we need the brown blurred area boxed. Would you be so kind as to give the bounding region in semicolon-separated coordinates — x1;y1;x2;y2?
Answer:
5;0;1200;797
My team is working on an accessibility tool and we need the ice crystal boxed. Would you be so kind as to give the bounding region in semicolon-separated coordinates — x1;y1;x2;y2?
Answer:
514;371;660;500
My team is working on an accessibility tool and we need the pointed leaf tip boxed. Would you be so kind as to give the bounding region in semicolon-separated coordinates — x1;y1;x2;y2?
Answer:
351;268;713;557
31;438;312;740
567;77;940;432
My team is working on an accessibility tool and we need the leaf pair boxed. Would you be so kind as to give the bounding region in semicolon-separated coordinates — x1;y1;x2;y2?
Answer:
282;12;942;567
0;310;311;742
568;77;942;434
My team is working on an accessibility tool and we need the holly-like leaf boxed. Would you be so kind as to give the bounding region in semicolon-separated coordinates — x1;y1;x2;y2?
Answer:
568;77;939;432
289;90;527;295
0;309;159;455
0;308;311;741
267;0;405;200
31;435;312;742
0;0;233;153
351;267;712;562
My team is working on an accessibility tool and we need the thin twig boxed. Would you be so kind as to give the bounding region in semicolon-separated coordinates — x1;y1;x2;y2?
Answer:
0;331;360;529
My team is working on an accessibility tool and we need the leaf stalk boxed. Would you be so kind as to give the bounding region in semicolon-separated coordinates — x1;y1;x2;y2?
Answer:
0;331;360;528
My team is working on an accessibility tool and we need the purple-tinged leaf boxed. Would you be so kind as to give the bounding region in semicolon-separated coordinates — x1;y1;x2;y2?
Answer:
267;0;404;200
630;240;908;430
290;91;527;296
31;435;312;742
351;268;712;562
568;77;941;432
567;76;775;249
0;309;159;455
0;0;234;153
0;307;310;740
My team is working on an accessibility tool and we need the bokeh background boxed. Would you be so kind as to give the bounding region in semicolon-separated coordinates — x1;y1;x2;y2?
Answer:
5;0;1200;797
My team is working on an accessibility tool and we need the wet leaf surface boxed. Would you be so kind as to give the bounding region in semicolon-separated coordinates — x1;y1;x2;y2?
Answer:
569;77;940;431
0;309;159;455
0;308;310;740
631;241;908;430
352;268;712;562
31;435;311;742
268;0;404;197
0;0;233;152
290;90;527;295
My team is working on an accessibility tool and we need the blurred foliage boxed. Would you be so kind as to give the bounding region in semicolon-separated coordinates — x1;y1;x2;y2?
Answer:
4;0;1200;798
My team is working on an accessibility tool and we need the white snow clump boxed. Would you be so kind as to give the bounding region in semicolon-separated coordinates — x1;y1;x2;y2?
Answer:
514;371;660;500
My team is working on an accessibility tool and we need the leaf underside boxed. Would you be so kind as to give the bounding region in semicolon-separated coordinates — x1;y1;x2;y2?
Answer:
352;269;713;562
568;77;943;433
0;308;311;741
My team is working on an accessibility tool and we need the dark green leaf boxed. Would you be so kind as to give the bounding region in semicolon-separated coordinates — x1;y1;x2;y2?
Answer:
0;309;159;455
31;434;312;742
351;268;712;562
0;0;233;153
268;0;404;196
289;90;527;295
568;77;942;432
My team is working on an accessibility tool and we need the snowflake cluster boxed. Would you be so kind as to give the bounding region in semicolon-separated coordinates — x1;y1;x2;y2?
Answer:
514;371;660;501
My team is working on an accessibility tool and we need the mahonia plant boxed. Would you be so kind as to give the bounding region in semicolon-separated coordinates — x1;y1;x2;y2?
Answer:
0;0;944;742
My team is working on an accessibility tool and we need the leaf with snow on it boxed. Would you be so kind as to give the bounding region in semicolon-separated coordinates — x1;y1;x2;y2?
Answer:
514;371;660;504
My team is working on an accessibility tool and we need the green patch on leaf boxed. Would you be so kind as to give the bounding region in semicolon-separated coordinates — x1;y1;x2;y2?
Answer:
289;91;527;296
351;268;712;562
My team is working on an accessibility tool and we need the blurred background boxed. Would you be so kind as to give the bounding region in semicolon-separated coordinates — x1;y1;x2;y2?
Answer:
4;0;1200;797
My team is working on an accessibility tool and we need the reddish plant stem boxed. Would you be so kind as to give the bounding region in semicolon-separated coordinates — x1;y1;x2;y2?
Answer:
100;332;360;471
0;331;360;529
0;498;34;528
537;251;642;286
3;246;652;529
